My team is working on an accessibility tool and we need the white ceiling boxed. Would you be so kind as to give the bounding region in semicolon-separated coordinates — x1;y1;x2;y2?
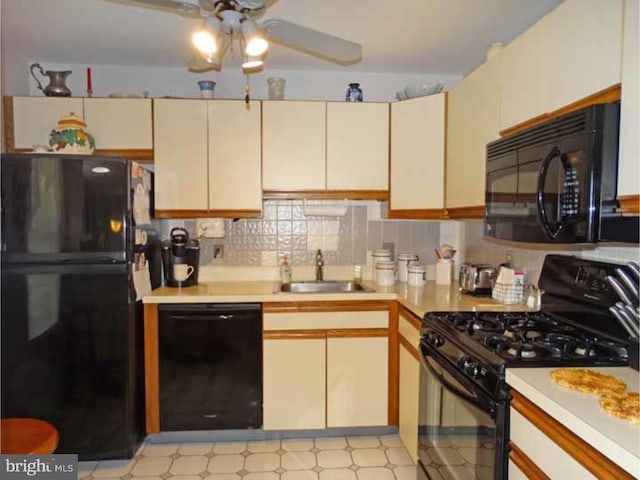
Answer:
1;0;563;75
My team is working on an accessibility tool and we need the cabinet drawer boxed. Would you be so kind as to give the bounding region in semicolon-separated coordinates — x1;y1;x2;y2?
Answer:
399;312;420;347
264;310;388;330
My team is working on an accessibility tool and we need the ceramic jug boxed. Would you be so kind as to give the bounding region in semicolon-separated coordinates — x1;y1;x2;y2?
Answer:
30;63;72;97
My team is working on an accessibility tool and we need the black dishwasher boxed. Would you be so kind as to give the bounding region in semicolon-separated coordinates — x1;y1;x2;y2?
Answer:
158;303;262;431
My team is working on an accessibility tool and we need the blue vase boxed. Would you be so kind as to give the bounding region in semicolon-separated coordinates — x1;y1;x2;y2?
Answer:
346;83;363;102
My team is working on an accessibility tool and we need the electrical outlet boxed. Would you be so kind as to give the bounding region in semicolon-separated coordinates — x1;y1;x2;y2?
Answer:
214;244;224;259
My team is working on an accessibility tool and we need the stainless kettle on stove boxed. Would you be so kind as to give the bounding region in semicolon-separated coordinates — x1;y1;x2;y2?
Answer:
30;63;72;97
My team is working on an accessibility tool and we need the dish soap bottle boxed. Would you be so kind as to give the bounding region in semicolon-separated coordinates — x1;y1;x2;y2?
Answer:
280;256;292;284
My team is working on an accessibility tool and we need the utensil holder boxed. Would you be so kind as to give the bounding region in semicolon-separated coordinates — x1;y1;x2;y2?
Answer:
436;259;453;285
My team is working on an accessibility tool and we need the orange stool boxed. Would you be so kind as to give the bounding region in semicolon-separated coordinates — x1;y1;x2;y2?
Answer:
1;418;59;454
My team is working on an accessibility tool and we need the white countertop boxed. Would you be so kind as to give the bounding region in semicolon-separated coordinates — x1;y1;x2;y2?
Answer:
506;367;640;476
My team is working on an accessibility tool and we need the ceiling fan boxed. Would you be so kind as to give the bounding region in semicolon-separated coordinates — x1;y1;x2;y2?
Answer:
114;0;363;73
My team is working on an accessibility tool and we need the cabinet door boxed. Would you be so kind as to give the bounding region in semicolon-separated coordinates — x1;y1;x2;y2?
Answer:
399;344;419;462
83;98;152;150
327;335;388;427
153;99;208;211
11;97;84;149
446;56;501;210
499;19;551;130
326;102;389;190
618;0;639;197
263;337;326;430
262;101;326;191
390;93;446;212
208;101;262;213
545;0;623;112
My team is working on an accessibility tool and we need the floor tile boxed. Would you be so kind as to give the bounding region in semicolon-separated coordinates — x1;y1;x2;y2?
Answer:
351;449;387;467
281;471;318;480
316;450;352;468
213;442;247;454
281;451;316;470
448;436;479;448
203;475;242;480
378;435;404;448
243;473;279;480
355;467;395;480
319;469;356;480
170;476;203;480
178;443;214;455
457;447;494;466
347;437;380;449
244;453;280;472
385;447;413;466
92;460;135;478
425;466;444;480
77;461;98;478
131;457;172;476
393;465;418;480
141;443;180;457
282;438;314;451
426;447;465;466
439;465;476;480
315;437;347;450
170;456;209;475
247;440;281;453
207;455;245;474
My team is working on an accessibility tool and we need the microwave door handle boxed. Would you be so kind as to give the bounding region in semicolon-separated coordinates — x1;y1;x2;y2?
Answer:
536;146;565;240
419;343;497;416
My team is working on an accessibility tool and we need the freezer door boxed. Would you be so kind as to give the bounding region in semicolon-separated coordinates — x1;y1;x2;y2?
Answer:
1;154;129;262
0;263;144;460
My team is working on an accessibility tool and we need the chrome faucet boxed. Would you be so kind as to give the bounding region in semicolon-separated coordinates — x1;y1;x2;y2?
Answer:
315;249;324;282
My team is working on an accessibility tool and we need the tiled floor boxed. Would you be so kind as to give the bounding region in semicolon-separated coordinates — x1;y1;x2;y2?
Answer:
78;435;417;480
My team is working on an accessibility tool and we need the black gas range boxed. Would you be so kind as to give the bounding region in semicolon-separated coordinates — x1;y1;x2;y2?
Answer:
417;255;637;480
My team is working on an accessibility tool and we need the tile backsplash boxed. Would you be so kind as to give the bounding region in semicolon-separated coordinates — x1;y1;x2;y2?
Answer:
156;200;441;267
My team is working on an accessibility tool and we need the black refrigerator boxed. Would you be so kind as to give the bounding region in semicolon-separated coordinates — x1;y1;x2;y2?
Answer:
1;153;162;460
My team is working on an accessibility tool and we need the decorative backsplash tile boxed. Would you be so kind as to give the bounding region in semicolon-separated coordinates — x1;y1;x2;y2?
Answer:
155;200;441;267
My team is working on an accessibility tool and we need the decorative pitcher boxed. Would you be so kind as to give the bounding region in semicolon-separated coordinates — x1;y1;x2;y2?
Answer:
30;63;72;97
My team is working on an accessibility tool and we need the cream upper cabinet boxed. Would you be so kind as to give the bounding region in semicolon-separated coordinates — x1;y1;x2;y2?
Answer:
399;343;419;462
499;19;551;130
263;337;326;430
11;96;84;149
446;56;502;210
327;335;388;427
262;101;326;190
618;0;639;197
83;98;153;149
326;102;389;190
545;0;623;112
390;93;446;212
153;99;208;211
208;101;262;212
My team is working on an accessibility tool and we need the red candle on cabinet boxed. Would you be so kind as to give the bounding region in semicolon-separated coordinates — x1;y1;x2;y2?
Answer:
87;67;92;93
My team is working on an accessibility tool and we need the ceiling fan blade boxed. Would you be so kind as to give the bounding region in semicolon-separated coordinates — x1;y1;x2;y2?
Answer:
188;55;221;72
261;18;362;65
119;0;202;16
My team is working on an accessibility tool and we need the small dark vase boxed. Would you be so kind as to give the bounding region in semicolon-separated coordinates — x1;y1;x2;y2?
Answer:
345;83;363;102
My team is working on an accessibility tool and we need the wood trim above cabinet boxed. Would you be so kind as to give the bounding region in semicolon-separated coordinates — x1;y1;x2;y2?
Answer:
143;303;160;434
93;148;154;162
154;209;213;218
508;442;550;480
263;330;327;340
263;189;389;201
500;84;622;137
387;208;447;220
263;300;390;313
3;96;15;152
510;389;635;480
446;205;485;219
617;195;640;215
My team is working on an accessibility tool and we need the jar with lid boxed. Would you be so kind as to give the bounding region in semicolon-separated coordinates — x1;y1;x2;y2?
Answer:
375;261;396;286
371;249;393;280
408;263;427;287
397;253;419;283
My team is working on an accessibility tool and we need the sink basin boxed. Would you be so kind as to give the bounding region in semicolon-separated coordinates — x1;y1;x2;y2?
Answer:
278;281;374;293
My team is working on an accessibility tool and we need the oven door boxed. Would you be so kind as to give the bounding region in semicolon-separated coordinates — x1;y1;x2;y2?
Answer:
417;341;507;480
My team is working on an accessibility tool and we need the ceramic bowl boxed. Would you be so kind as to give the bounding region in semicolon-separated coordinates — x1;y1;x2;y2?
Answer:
403;83;444;99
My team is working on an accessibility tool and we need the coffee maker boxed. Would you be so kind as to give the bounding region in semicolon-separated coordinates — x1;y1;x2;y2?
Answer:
161;228;200;287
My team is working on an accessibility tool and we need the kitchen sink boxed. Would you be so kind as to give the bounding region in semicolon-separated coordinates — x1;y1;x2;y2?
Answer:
278;281;374;293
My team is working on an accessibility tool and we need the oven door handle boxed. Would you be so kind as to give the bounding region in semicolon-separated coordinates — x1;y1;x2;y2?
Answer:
420;343;497;417
537;146;567;240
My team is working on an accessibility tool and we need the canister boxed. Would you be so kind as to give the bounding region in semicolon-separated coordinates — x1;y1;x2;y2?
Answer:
397;253;419;282
375;261;396;286
371;249;393;279
408;263;427;287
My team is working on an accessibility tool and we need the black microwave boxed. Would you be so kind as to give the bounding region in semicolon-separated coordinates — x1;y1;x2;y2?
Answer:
484;102;633;243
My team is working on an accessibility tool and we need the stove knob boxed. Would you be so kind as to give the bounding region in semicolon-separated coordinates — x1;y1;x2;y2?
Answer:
465;361;481;379
425;331;444;348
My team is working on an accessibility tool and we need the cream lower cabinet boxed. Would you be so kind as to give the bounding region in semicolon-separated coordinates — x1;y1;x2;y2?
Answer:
262;304;389;430
263;335;326;430
154;99;262;216
398;309;421;462
390;93;446;217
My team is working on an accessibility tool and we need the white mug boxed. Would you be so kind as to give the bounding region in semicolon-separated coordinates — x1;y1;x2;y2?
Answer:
173;264;194;282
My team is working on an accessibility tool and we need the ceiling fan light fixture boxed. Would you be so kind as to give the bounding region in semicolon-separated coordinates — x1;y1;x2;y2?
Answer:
192;16;222;55
241;18;269;56
242;54;264;74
